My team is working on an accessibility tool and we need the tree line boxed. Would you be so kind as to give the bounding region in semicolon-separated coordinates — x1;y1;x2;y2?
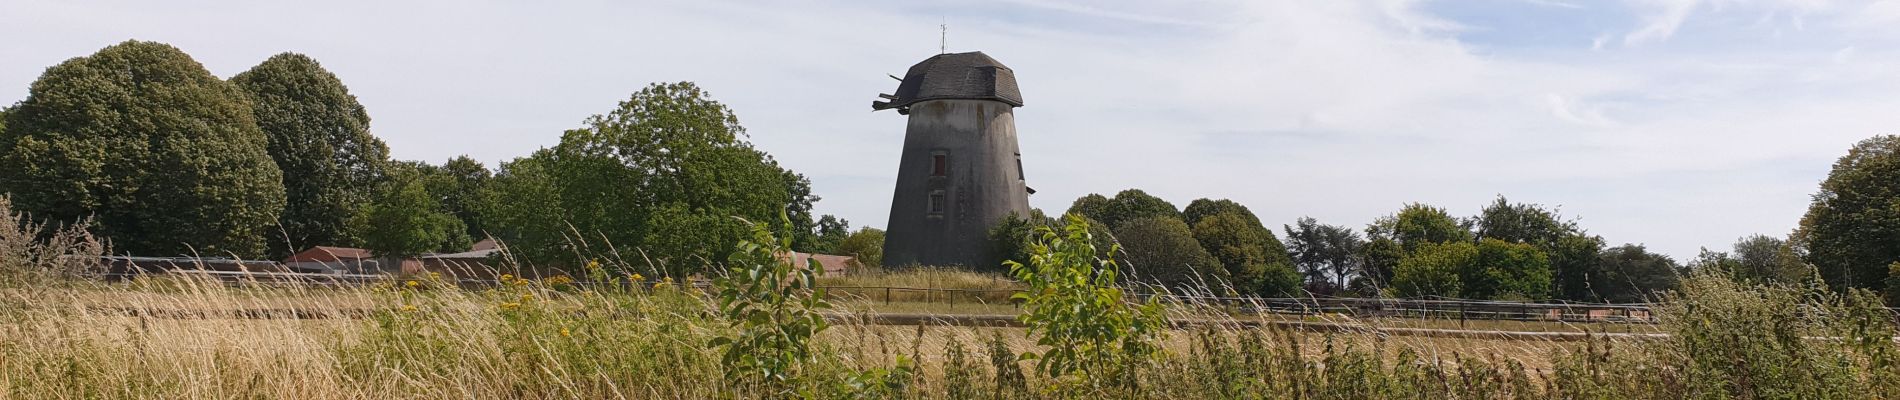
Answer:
0;40;873;279
992;140;1900;303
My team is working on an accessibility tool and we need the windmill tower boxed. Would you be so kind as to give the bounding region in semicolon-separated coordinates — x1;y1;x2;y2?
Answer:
872;51;1033;268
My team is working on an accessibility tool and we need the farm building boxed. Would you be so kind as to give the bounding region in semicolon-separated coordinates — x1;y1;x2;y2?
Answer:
780;251;854;276
282;246;389;274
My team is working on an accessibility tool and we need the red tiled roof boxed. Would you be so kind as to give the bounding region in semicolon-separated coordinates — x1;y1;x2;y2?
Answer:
283;246;374;263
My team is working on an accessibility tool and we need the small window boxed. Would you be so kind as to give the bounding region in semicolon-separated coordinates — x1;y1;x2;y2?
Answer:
1015;155;1025;181
931;154;947;176
928;190;946;214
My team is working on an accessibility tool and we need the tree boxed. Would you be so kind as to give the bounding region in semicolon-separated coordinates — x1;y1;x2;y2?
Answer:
0;40;284;257
988;213;1038;273
1068;189;1179;230
1391;242;1471;298
1550;233;1607;301
1114;216;1225;290
475;151;569;265
1367;203;1471;253
1182;198;1257;227
484;82;802;272
433;156;491;239
1464;238;1552;300
1798;135;1900;295
809;215;849;253
1283;217;1364;293
1592;244;1679;303
1472;196;1601;302
230;53;391;257
1689;235;1812;286
1190;209;1299;296
836;227;885;269
783;170;820;251
355;170;466;259
1359;237;1404;289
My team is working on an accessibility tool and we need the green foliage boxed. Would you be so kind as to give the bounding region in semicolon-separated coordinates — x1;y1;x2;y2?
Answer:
479;82;803;272
1799;134;1900;295
354;169;466;259
782;171;821;252
428;155;492;239
1114;216;1227;290
230;53;391;256
1464;238;1552;300
835;227;885;269
0;40;284;257
808;215;849;253
1190;211;1298;296
1367;202;1472;253
473;151;569;265
1591;244;1679;303
1550;232;1607;302
1391;242;1470;297
708;220;832;391
1716;234;1814;285
1008;214;1166;393
987;213;1038;273
1066;189;1179;230
1283;217;1365;292
1474;196;1576;247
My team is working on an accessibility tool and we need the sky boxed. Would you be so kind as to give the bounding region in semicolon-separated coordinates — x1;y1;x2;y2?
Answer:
4;0;1900;260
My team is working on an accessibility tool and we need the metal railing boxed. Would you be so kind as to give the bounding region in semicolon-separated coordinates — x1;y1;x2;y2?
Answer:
94;269;1668;324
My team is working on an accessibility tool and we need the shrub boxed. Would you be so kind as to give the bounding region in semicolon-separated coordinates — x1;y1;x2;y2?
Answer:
707;220;833;392
1009;214;1166;394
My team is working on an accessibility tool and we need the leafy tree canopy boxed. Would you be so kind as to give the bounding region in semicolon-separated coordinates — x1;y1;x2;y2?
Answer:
0;40;284;257
1067;189;1179;230
231;52;391;257
836;227;885;269
1367;203;1472;254
354;165;466;259
1799;135;1900;294
1114;216;1225;291
1283;217;1365;293
1391;242;1471;298
1464;238;1552;300
482;82;802;275
1193;212;1299;296
1592;244;1679;303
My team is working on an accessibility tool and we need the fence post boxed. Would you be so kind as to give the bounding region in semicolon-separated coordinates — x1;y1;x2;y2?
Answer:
1459;302;1467;328
885;287;892;305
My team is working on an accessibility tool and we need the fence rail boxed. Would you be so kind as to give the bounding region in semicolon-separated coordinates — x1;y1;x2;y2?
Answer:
93;269;1680;324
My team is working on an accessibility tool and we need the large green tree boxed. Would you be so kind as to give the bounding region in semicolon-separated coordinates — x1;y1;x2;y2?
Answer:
835;227;885;269
1472;196;1603;301
0;41;284;257
1283;217;1365;293
1183;199;1298;296
1463;238;1552;300
1592;244;1679;303
1798;136;1900;296
429;156;491;240
1391;242;1471;298
1067;189;1179;230
481;82;800;276
355;168;466;259
1367;203;1472;253
230;53;390;257
1114;216;1225;291
476;151;569;264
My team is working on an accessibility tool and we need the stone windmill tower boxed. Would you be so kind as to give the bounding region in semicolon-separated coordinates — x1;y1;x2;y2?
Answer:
873;51;1033;268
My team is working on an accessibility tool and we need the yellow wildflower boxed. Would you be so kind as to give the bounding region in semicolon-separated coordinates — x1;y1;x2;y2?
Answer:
401;304;418;312
500;274;514;282
499;302;520;310
405;280;419;288
520;293;534;302
629;273;645;282
585;260;602;270
560;327;571;337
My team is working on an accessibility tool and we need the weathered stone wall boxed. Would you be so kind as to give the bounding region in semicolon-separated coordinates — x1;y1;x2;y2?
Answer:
882;99;1032;268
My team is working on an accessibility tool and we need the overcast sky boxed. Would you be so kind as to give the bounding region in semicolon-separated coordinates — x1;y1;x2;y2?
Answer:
4;0;1899;260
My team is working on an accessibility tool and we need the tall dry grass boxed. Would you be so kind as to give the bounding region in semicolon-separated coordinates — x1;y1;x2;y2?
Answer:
4;200;1900;398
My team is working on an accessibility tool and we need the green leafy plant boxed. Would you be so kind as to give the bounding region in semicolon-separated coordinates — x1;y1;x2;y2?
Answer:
1008;214;1166;393
708;218;833;392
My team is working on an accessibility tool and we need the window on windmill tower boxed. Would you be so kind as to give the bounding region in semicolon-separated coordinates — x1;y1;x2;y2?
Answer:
931;154;947;176
1015;154;1024;181
928;190;946;215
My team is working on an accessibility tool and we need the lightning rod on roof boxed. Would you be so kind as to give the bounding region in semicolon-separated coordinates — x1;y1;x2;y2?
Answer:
940;17;947;54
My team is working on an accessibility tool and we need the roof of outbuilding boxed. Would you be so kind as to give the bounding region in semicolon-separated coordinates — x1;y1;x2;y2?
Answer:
873;52;1023;111
283;246;374;263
